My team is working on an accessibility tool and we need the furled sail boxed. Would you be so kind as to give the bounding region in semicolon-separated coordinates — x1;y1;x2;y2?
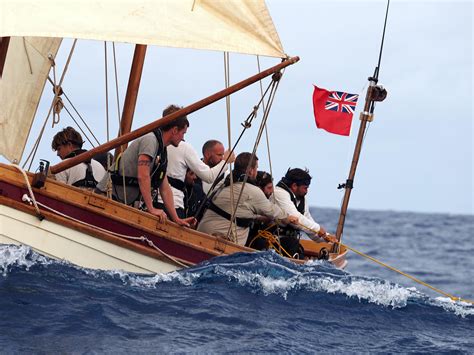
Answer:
0;37;61;163
0;0;285;58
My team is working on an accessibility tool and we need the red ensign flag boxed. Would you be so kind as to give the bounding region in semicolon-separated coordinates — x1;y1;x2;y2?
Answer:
312;86;359;136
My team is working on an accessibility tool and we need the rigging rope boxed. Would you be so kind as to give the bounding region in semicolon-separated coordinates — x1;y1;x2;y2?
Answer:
223;52;236;242
295;221;474;304
61;90;101;146
24;40;78;171
111;42;128;204
225;74;282;240
256;56;274;188
104;41;113;197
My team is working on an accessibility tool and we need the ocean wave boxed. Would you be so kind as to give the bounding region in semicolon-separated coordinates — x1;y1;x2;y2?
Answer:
125;252;473;316
107;252;420;308
0;244;53;276
1;245;471;317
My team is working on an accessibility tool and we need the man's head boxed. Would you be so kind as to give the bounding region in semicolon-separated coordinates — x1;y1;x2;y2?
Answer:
51;126;84;160
256;171;273;198
202;139;225;167
160;104;190;147
282;168;312;198
185;168;197;187
234;152;258;180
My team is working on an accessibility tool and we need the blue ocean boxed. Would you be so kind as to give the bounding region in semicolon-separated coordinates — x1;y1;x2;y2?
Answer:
1;208;472;353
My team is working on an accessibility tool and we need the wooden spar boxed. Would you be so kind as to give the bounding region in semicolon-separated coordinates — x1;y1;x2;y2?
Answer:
114;44;147;158
334;82;376;250
50;56;300;175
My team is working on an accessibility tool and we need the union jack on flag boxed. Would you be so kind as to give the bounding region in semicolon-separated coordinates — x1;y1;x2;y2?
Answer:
325;91;359;114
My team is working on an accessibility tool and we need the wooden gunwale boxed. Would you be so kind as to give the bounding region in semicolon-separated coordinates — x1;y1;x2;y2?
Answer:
0;163;252;260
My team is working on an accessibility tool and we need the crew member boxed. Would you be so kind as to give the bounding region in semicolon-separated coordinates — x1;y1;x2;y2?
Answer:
52;127;106;189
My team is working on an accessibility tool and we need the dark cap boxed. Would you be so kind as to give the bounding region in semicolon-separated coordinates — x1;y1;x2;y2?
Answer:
282;168;311;186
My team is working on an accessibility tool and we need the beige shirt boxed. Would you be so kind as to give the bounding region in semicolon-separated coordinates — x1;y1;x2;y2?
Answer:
198;182;288;246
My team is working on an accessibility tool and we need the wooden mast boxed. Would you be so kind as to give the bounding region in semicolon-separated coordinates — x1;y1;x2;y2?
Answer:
50;56;300;175
334;0;390;251
334;82;376;250
114;44;147;158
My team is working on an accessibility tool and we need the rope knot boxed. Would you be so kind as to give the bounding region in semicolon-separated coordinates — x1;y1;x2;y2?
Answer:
52;85;64;127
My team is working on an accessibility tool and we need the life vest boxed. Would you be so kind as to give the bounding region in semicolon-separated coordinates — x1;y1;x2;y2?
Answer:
275;180;305;237
111;130;168;190
64;149;99;188
167;176;186;191
276;180;305;214
205;173;255;228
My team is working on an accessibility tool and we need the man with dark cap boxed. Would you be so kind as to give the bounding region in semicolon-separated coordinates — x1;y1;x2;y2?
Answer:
273;168;328;241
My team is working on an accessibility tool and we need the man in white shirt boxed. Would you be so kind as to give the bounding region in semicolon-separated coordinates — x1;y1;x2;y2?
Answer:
52;127;106;189
200;140;226;194
155;139;235;219
273;168;328;241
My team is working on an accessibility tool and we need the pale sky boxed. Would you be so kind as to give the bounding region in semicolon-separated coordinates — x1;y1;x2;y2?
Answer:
13;0;473;215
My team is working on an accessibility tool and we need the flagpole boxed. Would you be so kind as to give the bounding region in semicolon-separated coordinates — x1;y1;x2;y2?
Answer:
333;0;390;252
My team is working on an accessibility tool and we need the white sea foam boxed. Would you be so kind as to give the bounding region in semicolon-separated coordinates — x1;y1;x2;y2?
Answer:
103;269;200;289
432;297;474;318
309;277;412;308
204;264;414;308
0;244;53;276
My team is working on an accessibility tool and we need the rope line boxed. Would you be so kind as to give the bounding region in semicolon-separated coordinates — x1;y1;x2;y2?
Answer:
11;165;42;217
256;56;274;182
224;76;281;240
223;52;236;242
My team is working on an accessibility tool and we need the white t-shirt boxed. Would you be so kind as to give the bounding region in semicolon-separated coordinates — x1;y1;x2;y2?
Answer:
157;141;226;209
55;159;106;187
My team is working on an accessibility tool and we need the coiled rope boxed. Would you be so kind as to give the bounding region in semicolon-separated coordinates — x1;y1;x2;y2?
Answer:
295;221;473;304
248;224;294;259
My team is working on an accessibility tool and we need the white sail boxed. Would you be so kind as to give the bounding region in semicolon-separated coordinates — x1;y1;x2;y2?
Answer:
0;0;285;58
0;37;61;163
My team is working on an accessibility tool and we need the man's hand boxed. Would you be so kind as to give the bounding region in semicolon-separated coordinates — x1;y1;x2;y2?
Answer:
317;226;327;237
316;227;338;243
324;233;338;243
288;215;299;224
149;208;168;223
223;149;236;164
282;215;299;225
173;216;197;228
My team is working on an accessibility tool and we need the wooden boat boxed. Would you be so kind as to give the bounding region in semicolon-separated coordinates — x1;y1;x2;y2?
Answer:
0;0;348;273
0;164;348;273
